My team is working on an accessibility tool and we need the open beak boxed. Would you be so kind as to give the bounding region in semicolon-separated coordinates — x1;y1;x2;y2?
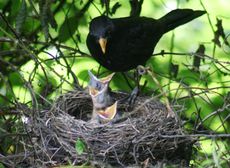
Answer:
98;37;107;54
97;101;117;120
100;72;115;83
89;86;99;97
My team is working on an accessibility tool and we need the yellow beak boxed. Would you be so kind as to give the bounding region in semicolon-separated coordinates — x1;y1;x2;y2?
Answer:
100;73;115;83
88;87;99;96
97;101;117;120
98;38;107;54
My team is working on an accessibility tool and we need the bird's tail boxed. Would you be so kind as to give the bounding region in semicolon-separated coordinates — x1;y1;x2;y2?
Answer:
159;9;206;33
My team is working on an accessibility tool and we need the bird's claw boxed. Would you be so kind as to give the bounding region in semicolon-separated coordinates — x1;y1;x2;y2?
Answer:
127;86;139;110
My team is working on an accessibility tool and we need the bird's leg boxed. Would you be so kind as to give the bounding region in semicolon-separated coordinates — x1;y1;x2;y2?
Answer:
117;86;139;112
127;86;139;110
127;65;148;94
124;65;148;108
120;68;144;110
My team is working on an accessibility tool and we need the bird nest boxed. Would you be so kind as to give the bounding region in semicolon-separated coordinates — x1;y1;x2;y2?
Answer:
23;89;195;167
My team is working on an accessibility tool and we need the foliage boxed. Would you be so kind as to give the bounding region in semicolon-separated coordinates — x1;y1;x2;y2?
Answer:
75;138;86;155
0;0;229;167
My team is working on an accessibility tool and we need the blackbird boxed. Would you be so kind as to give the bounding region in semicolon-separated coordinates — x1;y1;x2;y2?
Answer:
89;83;118;123
89;81;114;110
88;71;139;123
88;70;138;109
88;70;117;123
87;9;205;72
88;70;114;93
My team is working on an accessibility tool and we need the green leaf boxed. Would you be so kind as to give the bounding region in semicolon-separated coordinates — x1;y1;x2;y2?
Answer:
39;0;52;42
58;15;79;42
9;72;24;86
0;162;5;168
75;138;85;155
16;0;27;34
111;2;121;15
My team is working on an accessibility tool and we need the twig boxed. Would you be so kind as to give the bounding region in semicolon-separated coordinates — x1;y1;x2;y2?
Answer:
159;133;230;138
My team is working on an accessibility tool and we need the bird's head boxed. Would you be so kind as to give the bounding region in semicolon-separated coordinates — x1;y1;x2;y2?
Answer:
88;70;115;92
89;15;115;54
89;82;111;109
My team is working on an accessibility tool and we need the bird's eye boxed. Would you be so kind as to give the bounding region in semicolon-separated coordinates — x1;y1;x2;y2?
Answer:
106;30;111;35
105;29;112;38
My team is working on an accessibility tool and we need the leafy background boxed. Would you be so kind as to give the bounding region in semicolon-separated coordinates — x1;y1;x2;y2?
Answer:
0;0;229;167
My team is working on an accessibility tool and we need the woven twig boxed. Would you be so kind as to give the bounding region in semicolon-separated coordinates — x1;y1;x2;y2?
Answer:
16;89;194;167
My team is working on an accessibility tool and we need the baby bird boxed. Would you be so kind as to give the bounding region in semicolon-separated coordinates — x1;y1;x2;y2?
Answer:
88;70;118;124
88;70;114;92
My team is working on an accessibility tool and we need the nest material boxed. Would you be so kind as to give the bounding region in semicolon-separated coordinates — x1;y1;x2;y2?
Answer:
25;89;194;167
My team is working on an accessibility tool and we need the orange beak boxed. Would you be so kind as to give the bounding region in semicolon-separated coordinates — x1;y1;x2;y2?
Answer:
98;38;107;54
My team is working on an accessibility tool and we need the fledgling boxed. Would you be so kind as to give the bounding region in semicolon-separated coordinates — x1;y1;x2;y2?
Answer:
89;84;119;124
88;70;114;92
88;70;118;123
88;71;140;123
89;82;114;109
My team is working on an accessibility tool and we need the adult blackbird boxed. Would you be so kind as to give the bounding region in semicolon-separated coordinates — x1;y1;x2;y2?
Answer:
87;9;205;72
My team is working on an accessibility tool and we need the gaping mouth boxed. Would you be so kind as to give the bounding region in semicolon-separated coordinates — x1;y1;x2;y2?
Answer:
88;87;99;96
97;101;117;120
